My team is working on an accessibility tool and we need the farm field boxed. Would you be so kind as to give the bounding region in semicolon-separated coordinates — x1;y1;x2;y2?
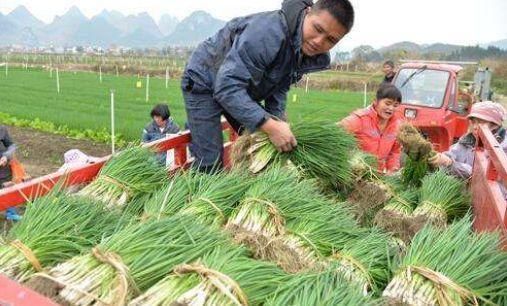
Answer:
0;67;373;142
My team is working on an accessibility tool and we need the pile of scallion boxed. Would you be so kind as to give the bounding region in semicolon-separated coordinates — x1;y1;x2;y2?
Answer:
0;192;123;281
78;146;168;209
130;246;287;306
27;215;227;305
383;217;507;305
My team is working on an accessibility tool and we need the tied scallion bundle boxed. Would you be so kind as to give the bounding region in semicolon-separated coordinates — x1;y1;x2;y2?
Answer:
412;170;470;229
397;123;436;187
267;203;363;273
27;215;227;306
225;168;327;252
330;230;394;295
265;264;378;306
142;170;200;220
374;188;419;242
130;247;288;306
383;217;507;305
0;192;124;282
179;169;252;227
231;120;356;188
78;146;168;209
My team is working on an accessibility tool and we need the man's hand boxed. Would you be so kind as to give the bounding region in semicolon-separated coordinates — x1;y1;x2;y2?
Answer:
0;156;8;167
428;153;453;167
260;118;297;152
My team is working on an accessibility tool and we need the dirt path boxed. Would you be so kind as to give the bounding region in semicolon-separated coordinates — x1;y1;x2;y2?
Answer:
7;125;111;178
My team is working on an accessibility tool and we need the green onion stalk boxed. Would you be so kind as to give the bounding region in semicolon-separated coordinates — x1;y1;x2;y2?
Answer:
412;170;470;229
225;168;326;250
397;123;436;187
0;192;124;282
330;230;395;295
349;150;379;183
142;170;200;220
130;246;288;306
374;188;419;242
179;169;253;227
28;215;228;306
383;217;507;305
231;120;357;189
267;203;364;273
265;264;378;306
78;146;168;209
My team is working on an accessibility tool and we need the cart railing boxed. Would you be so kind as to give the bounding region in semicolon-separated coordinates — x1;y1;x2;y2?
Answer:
0;121;237;210
471;124;507;249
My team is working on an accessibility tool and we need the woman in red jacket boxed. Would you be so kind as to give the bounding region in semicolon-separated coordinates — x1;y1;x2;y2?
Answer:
340;84;403;173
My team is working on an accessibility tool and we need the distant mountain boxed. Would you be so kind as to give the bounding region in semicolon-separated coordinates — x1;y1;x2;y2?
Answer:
159;14;179;36
42;6;88;46
378;41;422;54
421;43;462;54
71;16;122;47
166;11;225;46
117;28;161;48
124;12;162;38
6;5;44;29
0;13;20;45
97;9;129;33
482;39;507;50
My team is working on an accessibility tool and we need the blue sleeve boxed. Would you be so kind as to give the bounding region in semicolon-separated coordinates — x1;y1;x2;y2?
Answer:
141;128;150;143
213;20;285;132
265;87;288;120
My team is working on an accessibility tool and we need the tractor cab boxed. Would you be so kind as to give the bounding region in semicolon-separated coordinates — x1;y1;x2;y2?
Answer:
394;61;482;152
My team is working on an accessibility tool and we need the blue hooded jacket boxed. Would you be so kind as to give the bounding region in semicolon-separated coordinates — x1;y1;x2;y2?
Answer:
182;0;330;132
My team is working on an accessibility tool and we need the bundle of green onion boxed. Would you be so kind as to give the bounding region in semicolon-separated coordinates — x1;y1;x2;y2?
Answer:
383;217;507;305
374;188;419;242
130;246;288;306
349;150;379;182
330;230;394;295
0;192;123;281
231;120;356;188
28;215;227;305
78;146;168;209
397;123;436;187
179;169;252;227
265;264;378;306
412;170;470;228
142;170;199;220
225;168;324;248
347;173;402;226
267;203;363;273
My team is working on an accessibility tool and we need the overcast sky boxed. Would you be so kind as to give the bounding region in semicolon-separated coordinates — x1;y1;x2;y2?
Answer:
1;0;506;50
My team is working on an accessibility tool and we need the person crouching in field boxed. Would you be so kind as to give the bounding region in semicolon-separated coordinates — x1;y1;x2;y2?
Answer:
142;103;180;165
429;101;507;180
0;125;22;221
339;84;403;173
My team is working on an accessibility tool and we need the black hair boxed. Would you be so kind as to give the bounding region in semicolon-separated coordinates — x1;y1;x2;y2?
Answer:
150;103;170;120
312;0;355;32
376;84;402;102
383;60;395;68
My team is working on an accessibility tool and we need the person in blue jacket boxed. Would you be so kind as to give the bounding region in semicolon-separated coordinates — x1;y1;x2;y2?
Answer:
181;0;355;172
141;103;180;143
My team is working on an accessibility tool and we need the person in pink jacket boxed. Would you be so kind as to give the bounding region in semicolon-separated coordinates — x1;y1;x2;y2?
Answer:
429;101;507;179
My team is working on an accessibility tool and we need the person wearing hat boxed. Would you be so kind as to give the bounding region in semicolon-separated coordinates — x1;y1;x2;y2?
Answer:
429;101;507;179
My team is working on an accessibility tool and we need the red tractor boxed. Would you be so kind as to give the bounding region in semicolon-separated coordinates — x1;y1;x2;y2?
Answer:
394;60;492;152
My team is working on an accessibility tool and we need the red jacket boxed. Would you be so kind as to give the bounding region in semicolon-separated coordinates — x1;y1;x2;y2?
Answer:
341;105;402;173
